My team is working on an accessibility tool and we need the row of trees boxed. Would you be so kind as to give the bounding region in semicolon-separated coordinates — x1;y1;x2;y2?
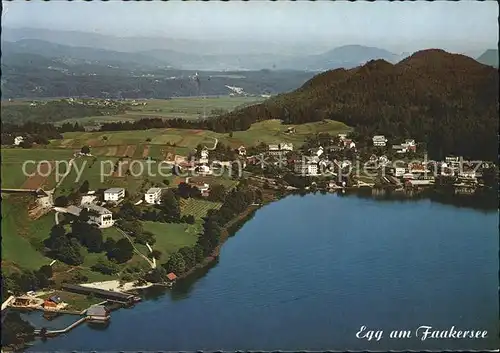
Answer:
145;184;260;281
1;99;129;125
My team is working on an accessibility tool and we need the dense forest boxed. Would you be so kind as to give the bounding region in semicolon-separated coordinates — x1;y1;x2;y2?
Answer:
210;50;499;161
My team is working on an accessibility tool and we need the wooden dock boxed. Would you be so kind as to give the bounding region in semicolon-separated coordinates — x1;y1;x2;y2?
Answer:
34;317;88;337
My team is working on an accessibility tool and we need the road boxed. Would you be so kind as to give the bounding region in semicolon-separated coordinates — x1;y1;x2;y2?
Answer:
114;227;156;269
208;138;218;150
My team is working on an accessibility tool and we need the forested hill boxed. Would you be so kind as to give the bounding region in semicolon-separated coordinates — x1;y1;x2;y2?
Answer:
213;49;498;160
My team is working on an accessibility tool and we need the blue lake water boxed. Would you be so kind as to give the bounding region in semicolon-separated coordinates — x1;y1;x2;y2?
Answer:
27;193;499;351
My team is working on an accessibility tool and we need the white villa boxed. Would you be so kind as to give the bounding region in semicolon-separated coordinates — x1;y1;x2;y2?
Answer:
144;187;162;204
66;203;114;228
104;188;125;202
372;135;388;147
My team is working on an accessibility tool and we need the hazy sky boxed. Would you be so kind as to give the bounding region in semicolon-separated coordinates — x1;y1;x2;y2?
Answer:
2;0;498;53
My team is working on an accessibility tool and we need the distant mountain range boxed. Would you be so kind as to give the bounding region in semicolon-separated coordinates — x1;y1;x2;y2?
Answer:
476;49;499;68
2;28;411;71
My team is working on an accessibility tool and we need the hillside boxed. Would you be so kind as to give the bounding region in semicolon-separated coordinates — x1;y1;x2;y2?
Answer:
274;45;406;71
476;49;499;68
215;49;498;160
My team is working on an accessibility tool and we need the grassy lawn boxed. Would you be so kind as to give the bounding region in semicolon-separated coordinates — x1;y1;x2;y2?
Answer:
49;119;351;153
1;148;74;189
57;96;265;126
1;196;54;270
180;198;222;218
142;221;200;262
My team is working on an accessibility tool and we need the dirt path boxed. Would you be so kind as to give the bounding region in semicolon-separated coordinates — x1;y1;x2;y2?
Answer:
21;161;55;189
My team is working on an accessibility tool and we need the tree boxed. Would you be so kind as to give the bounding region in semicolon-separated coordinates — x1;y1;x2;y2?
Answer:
163;179;170;186
53;195;69;207
179;246;196;269
158;189;181;222
79;180;90;194
151;249;162;260
164;251;186;274
103;237;116;253
207;184;226;202
107;238;134;264
91;258;119;275
182;214;195;224
135;231;156;246
193;244;205;263
81;145;91;154
38;265;53;279
144;266;167;283
71;219;103;253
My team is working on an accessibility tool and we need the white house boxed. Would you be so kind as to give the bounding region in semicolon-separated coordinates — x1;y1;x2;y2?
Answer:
372;135;388;147
80;195;97;205
194;182;210;194
378;155;390;166
237;146;246;156
14;136;24;146
199;148;209;164
74;203;115;228
338;133;347;141
196;164;212;176
104;188;125;202
294;161;318;176
310;146;324;157
344;139;356;149
393;167;406;177
268;144;280;156
144;187;162;204
458;171;477;183
280;143;294;152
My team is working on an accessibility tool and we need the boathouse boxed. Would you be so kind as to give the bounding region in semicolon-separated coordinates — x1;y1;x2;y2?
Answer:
61;284;134;303
86;305;110;322
43;295;62;308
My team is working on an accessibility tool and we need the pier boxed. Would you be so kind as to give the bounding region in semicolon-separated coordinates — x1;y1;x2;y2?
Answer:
34;317;88;337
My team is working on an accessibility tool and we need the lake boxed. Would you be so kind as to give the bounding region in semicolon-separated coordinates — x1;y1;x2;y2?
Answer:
27;192;499;351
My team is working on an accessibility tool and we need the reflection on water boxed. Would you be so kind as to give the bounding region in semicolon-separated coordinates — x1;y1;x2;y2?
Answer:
342;187;498;212
87;321;111;331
